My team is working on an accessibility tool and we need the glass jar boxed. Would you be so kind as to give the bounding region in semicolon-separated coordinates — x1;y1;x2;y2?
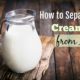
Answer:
1;9;42;73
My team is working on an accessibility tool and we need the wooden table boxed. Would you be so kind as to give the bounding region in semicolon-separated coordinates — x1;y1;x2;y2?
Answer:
0;0;80;80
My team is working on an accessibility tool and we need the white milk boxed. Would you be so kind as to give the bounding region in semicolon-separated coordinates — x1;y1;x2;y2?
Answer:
2;16;42;73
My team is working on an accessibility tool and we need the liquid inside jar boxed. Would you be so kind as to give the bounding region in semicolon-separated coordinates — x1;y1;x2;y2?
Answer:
2;9;42;73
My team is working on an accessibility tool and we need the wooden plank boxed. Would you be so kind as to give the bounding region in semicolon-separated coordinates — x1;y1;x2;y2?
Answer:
41;36;55;80
0;1;5;66
0;36;54;80
73;1;80;25
0;1;5;31
0;4;4;17
70;48;80;80
41;52;55;80
0;2;5;36
53;2;74;80
39;0;55;80
39;0;52;36
69;1;80;80
54;47;73;80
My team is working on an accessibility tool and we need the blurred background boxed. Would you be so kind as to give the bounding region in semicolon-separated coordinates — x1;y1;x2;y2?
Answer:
0;0;79;36
0;0;80;80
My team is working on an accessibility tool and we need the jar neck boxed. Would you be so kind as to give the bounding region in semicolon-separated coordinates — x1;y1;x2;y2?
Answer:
5;20;36;31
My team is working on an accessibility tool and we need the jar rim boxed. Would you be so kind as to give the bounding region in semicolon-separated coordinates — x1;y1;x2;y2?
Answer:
5;9;36;25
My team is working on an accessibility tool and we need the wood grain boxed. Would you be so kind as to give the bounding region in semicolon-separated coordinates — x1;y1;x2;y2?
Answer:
53;2;73;80
0;0;80;80
39;0;52;36
69;1;80;80
39;0;56;79
0;2;5;66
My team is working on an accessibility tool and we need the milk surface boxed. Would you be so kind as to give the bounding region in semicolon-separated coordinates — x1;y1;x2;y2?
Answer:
2;17;42;73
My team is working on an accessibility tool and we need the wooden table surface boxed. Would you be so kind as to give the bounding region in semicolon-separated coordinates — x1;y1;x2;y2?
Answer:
0;0;80;80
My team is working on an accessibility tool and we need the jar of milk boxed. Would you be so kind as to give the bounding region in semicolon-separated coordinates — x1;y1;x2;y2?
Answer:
0;9;42;73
